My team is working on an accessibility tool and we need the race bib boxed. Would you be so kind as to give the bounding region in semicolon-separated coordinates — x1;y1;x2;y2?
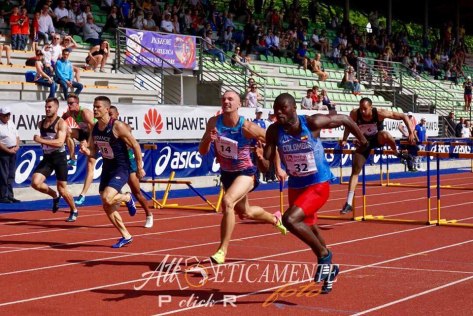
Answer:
96;140;114;159
285;152;317;176
359;123;377;136
215;136;238;159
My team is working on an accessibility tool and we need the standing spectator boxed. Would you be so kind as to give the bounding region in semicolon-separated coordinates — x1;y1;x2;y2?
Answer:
301;89;313;110
0;33;13;65
38;4;55;45
34;49;57;98
461;120;471;138
245;83;261;108
19;7;29;51
83;16;102;46
55;48;83;99
464;76;472;112
444;111;456;137
9;6;21;50
0;106;20;203
414;118;428;171
455;117;464;138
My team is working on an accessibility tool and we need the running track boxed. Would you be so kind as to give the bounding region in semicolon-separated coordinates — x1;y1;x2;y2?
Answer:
0;173;472;316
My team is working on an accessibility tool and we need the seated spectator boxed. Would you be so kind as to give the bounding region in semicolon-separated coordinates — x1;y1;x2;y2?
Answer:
41;43;54;74
343;66;361;94
160;13;174;33
33;49;57;98
203;30;225;64
246;77;256;92
68;3;86;35
231;46;250;67
50;34;63;66
83;16;102;46
85;40;109;72
265;29;280;57
53;0;73;30
293;41;309;70
313;102;329;111
301;89;313;110
55;48;83;99
143;11;157;31
310;53;329;80
311;85;321;105
320;89;336;111
172;14;180;34
222;26;234;52
0;32;12;65
61;35;80;82
103;5;123;33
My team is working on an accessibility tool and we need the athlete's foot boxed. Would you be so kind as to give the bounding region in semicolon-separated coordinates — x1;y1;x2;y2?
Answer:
52;196;61;213
210;249;225;264
111;236;133;248
67;159;77;167
340;202;352;215
74;195;86;205
144;215;153;228
314;250;333;283
273;211;288;235
125;192;137;216
65;211;78;222
321;264;340;294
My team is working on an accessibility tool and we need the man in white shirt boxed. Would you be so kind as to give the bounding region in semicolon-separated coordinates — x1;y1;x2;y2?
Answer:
38;4;56;44
301;89;313;110
160;13;174;33
53;0;70;28
0;106;20;203
461;120;471;138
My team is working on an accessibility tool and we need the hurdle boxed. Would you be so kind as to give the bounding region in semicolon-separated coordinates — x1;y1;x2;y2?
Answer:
418;150;473;228
140;171;224;212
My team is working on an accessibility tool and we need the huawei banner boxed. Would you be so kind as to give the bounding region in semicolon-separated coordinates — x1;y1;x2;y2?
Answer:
7;101;439;141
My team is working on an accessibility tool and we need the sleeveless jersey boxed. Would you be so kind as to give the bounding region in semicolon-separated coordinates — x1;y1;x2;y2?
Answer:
356;107;383;137
277;115;333;189
40;117;65;154
214;115;253;172
92;118;129;169
73;107;96;131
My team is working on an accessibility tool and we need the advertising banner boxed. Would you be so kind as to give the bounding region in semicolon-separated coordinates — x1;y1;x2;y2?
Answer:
125;29;197;69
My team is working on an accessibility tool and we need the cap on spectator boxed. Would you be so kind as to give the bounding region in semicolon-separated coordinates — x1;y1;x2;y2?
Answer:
407;111;413;116
468;76;472;80
268;110;274;115
302;41;308;46
0;106;11;114
421;117;426;121
255;107;263;113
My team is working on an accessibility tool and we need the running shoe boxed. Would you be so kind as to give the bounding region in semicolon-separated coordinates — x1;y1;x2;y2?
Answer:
67;159;77;167
112;236;133;248
52;196;61;213
144;215;154;228
314;250;333;283
65;211;78;222
210;249;225;264
75;195;86;205
125;192;137;216
340;202;353;215
321;264;340;294
273;211;288;235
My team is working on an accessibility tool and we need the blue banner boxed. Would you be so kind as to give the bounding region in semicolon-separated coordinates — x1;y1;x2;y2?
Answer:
11;140;471;188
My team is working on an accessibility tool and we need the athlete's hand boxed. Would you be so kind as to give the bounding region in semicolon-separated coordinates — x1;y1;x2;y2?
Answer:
33;135;41;143
275;168;287;185
354;138;369;151
254;140;264;159
339;139;347;147
408;133;416;144
137;167;146;179
209;127;218;141
79;141;90;156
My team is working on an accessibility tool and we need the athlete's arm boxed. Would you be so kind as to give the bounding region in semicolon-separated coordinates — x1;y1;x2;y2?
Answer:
82;108;96;132
308;114;368;148
80;125;96;157
340;109;357;145
261;124;278;173
114;121;145;179
33;118;68;148
378;108;415;143
199;116;217;156
242;120;266;143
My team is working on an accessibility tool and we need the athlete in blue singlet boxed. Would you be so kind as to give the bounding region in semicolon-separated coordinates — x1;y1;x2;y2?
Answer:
80;96;145;248
264;93;368;294
199;90;287;265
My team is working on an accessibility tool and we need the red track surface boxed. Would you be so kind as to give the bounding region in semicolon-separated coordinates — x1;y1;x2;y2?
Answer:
1;173;473;316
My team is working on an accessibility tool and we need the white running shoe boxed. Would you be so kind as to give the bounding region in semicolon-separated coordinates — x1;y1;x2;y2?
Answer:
144;215;154;228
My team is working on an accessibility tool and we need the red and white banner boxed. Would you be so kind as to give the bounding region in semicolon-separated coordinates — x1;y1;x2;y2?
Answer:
6;101;439;141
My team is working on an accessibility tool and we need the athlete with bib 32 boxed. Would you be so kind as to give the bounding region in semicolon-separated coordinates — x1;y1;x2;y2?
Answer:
199;90;287;265
263;93;368;293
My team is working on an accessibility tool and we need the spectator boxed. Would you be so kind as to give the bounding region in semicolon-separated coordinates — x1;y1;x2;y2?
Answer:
50;34;63;65
33;49;57;98
160;13;174;33
222;26;234;52
41;43;54;74
293;41;308;70
343;66;361;95
53;0;71;29
121;0;134;27
320;89;336;111
414;117;428;171
19;7;29;51
464;76;472;111
55;48;83;99
461;120;471;138
172;14;180;34
445;111;456;137
399;112;416;138
38;4;55;44
68;2;87;35
9;6;21;50
143;11;157;31
85;40;109;72
203;30;225;64
231;46;250;67
245;83;261;108
0;106;20;203
301;89;313;110
310;53;329;80
61;35;80;82
455;117;464;137
265;29;280;57
311;85;321;106
31;12;40;52
252;107;267;183
0;33;12;65
83;16;102;46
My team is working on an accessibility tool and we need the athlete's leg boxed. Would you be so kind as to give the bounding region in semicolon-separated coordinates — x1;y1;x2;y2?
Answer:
343;151;367;211
78;153;96;197
57;180;76;210
128;172;152;217
101;187;132;239
378;131;399;155
31;173;58;198
310;225;327;249
67;129;80;161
